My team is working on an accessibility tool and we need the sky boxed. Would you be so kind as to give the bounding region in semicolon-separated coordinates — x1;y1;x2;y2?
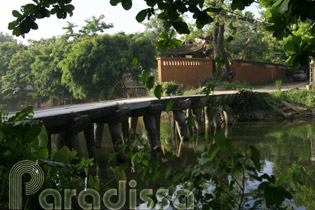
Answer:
0;0;260;42
0;0;148;42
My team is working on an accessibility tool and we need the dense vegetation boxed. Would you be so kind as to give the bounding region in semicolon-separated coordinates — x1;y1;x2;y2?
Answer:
0;17;157;110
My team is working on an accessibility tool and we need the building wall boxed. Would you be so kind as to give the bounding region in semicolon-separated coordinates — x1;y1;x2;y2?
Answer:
157;57;213;88
230;60;290;84
158;58;291;86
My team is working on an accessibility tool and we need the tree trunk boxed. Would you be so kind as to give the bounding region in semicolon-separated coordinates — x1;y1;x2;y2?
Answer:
212;21;233;81
211;0;234;81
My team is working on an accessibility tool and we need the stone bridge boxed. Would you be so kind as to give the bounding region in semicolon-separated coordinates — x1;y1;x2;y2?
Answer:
29;94;233;162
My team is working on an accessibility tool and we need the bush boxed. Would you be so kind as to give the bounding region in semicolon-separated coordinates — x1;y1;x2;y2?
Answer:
160;81;183;96
202;80;250;90
230;90;269;112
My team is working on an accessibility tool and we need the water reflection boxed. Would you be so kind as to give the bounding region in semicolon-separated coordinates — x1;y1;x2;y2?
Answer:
73;119;315;209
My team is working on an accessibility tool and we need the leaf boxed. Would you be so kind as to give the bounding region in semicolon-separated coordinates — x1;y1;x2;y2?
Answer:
279;0;289;14
12;10;22;18
284;36;301;52
225;139;235;156
53;146;78;163
132;57;138;67
110;0;121;6
172;21;189;34
170;38;182;48
250;145;261;171
154;84;163;100
64;4;75;12
119;162;129;171
185;115;195;127
231;0;245;10
166;99;174;113
136;9;148;22
275;174;288;186
146;0;156;7
209;147;220;162
140;70;149;85
8;21;17;30
146;76;155;90
23;4;37;13
232;161;242;178
122;0;132;10
108;152;118;163
214;128;226;148
27;18;38;30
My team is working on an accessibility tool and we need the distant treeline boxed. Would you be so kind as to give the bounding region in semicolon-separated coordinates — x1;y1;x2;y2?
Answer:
0;16;157;110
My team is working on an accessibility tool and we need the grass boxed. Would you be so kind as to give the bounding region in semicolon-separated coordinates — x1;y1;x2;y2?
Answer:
204;80;250;90
183;80;250;95
270;89;315;108
251;79;295;86
183;87;204;95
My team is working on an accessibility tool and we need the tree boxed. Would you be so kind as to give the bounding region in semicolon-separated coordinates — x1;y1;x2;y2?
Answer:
1;49;34;97
79;15;113;36
62;21;78;35
0;41;24;78
30;38;72;102
0;32;15;43
59;34;146;100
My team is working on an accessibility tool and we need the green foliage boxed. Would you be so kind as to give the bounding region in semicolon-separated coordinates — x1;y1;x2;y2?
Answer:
1;49;34;97
183;81;249;95
0;107;45;206
228;19;287;64
60;33;156;100
0;40;24;78
0;32;15;43
271;89;315;108
0;107;96;209
230;90;270;112
155;30;182;55
275;80;283;91
79;15;113;36
160;81;183;96
8;0;75;37
30;38;72;100
1;19;157;107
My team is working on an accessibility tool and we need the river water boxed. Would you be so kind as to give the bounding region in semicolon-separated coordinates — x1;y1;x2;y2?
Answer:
72;119;315;210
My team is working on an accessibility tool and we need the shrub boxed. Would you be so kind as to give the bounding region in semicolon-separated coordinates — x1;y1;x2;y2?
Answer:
230;90;269;112
160;81;183;96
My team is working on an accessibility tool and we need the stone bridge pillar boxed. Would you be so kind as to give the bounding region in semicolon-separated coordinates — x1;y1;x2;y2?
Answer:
56;114;90;163
143;104;164;150
173;99;191;141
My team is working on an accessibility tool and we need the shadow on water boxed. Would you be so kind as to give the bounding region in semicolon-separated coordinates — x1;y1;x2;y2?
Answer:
51;119;315;209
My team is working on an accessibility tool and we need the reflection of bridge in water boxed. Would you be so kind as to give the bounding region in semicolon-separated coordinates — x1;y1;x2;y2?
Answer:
28;94;233;162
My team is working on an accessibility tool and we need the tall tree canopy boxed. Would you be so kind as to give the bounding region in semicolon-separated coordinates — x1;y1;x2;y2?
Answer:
1;15;157;106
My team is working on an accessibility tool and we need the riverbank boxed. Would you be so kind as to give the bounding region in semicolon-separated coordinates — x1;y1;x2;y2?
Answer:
229;89;315;122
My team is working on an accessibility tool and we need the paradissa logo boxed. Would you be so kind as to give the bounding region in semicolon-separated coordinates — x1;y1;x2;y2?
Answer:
9;160;194;210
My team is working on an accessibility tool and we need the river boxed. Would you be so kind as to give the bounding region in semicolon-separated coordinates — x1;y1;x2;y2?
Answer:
57;119;315;209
